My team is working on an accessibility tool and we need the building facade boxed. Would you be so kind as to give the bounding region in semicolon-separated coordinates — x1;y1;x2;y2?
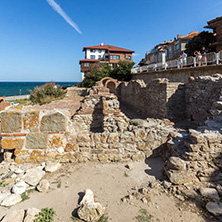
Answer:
165;31;199;61
205;16;222;52
79;43;134;79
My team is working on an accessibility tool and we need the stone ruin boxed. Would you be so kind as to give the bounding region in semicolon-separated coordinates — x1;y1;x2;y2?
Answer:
1;75;222;196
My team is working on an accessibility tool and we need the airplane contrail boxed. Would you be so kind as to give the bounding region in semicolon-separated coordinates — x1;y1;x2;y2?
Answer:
46;0;82;34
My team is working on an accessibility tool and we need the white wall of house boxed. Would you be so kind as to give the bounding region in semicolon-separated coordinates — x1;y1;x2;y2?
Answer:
85;49;106;59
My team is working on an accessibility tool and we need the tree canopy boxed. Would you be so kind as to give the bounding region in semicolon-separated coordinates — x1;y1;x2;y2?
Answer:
185;31;216;56
78;60;134;88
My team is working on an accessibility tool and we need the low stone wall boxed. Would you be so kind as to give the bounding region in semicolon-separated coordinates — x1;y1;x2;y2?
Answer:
0;110;71;163
66;87;88;97
132;65;222;84
116;79;185;120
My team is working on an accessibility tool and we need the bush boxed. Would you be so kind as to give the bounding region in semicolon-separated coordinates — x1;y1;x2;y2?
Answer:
34;208;55;222
78;60;134;88
29;82;65;105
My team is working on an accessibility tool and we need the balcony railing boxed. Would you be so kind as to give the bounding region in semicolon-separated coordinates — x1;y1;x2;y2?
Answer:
132;51;222;74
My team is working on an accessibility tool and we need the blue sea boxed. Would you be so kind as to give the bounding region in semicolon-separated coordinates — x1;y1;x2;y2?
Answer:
0;82;79;97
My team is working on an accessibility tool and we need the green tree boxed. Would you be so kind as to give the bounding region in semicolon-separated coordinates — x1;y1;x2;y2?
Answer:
185;31;216;56
78;62;111;88
78;60;134;88
110;60;135;81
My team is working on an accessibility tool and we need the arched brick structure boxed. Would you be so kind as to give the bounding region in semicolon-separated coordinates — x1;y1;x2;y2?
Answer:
99;77;119;94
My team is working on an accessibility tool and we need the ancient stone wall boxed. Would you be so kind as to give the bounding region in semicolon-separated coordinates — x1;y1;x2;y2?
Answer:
0;85;174;163
132;65;222;84
116;79;185;120
185;74;222;124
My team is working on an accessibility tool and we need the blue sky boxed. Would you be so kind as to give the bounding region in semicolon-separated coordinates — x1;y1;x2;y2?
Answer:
0;0;221;82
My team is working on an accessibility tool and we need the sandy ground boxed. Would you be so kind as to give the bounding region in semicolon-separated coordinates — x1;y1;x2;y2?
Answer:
0;158;207;222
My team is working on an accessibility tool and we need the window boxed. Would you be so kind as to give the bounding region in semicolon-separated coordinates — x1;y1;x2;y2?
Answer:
110;55;120;60
90;49;95;53
169;47;172;54
126;55;131;60
99;50;102;53
99;55;101;59
174;43;179;51
84;62;89;67
90;55;95;59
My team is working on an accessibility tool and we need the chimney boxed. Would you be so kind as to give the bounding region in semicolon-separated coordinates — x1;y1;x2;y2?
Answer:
177;34;182;39
101;43;104;46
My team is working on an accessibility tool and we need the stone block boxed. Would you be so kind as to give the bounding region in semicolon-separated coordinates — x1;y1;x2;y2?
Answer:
134;129;146;141
98;154;109;162
14;150;29;157
120;132;135;143
23;111;39;132
1;138;24;150
167;156;186;170
131;151;145;161
64;142;79;152
109;154;122;162
26;133;47;149
48;135;64;148
107;133;119;144
40;112;66;132
189;130;206;144
166;169;199;185
1;112;22;133
77;133;90;143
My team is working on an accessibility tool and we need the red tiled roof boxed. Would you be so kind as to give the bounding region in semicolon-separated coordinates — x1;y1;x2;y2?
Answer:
79;59;99;64
182;31;199;39
83;44;134;53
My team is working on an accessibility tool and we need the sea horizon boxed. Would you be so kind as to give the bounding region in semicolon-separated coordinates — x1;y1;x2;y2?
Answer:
0;81;79;97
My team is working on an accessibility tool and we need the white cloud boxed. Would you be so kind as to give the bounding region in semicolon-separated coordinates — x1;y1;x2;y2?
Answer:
133;53;139;57
46;0;82;34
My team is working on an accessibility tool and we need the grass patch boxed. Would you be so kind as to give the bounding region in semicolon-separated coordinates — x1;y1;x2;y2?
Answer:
0;180;8;188
34;208;55;222
27;188;36;194
21;192;30;202
57;181;62;188
135;209;152;222
71;216;79;221
9;99;30;105
97;215;109;222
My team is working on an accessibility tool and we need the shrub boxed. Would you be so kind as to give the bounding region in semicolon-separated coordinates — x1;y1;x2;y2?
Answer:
29;82;65;105
78;60;135;88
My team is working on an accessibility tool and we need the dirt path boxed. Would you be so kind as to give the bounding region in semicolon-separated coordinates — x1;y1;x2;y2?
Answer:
0;158;206;222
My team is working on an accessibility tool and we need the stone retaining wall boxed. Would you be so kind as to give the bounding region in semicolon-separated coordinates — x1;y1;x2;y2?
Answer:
132;64;222;84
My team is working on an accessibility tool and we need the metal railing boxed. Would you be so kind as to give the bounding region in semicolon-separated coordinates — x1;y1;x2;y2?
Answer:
132;51;222;74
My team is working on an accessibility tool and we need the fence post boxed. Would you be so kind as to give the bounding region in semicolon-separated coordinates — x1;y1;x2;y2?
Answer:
216;52;219;65
194;57;196;67
164;62;167;70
